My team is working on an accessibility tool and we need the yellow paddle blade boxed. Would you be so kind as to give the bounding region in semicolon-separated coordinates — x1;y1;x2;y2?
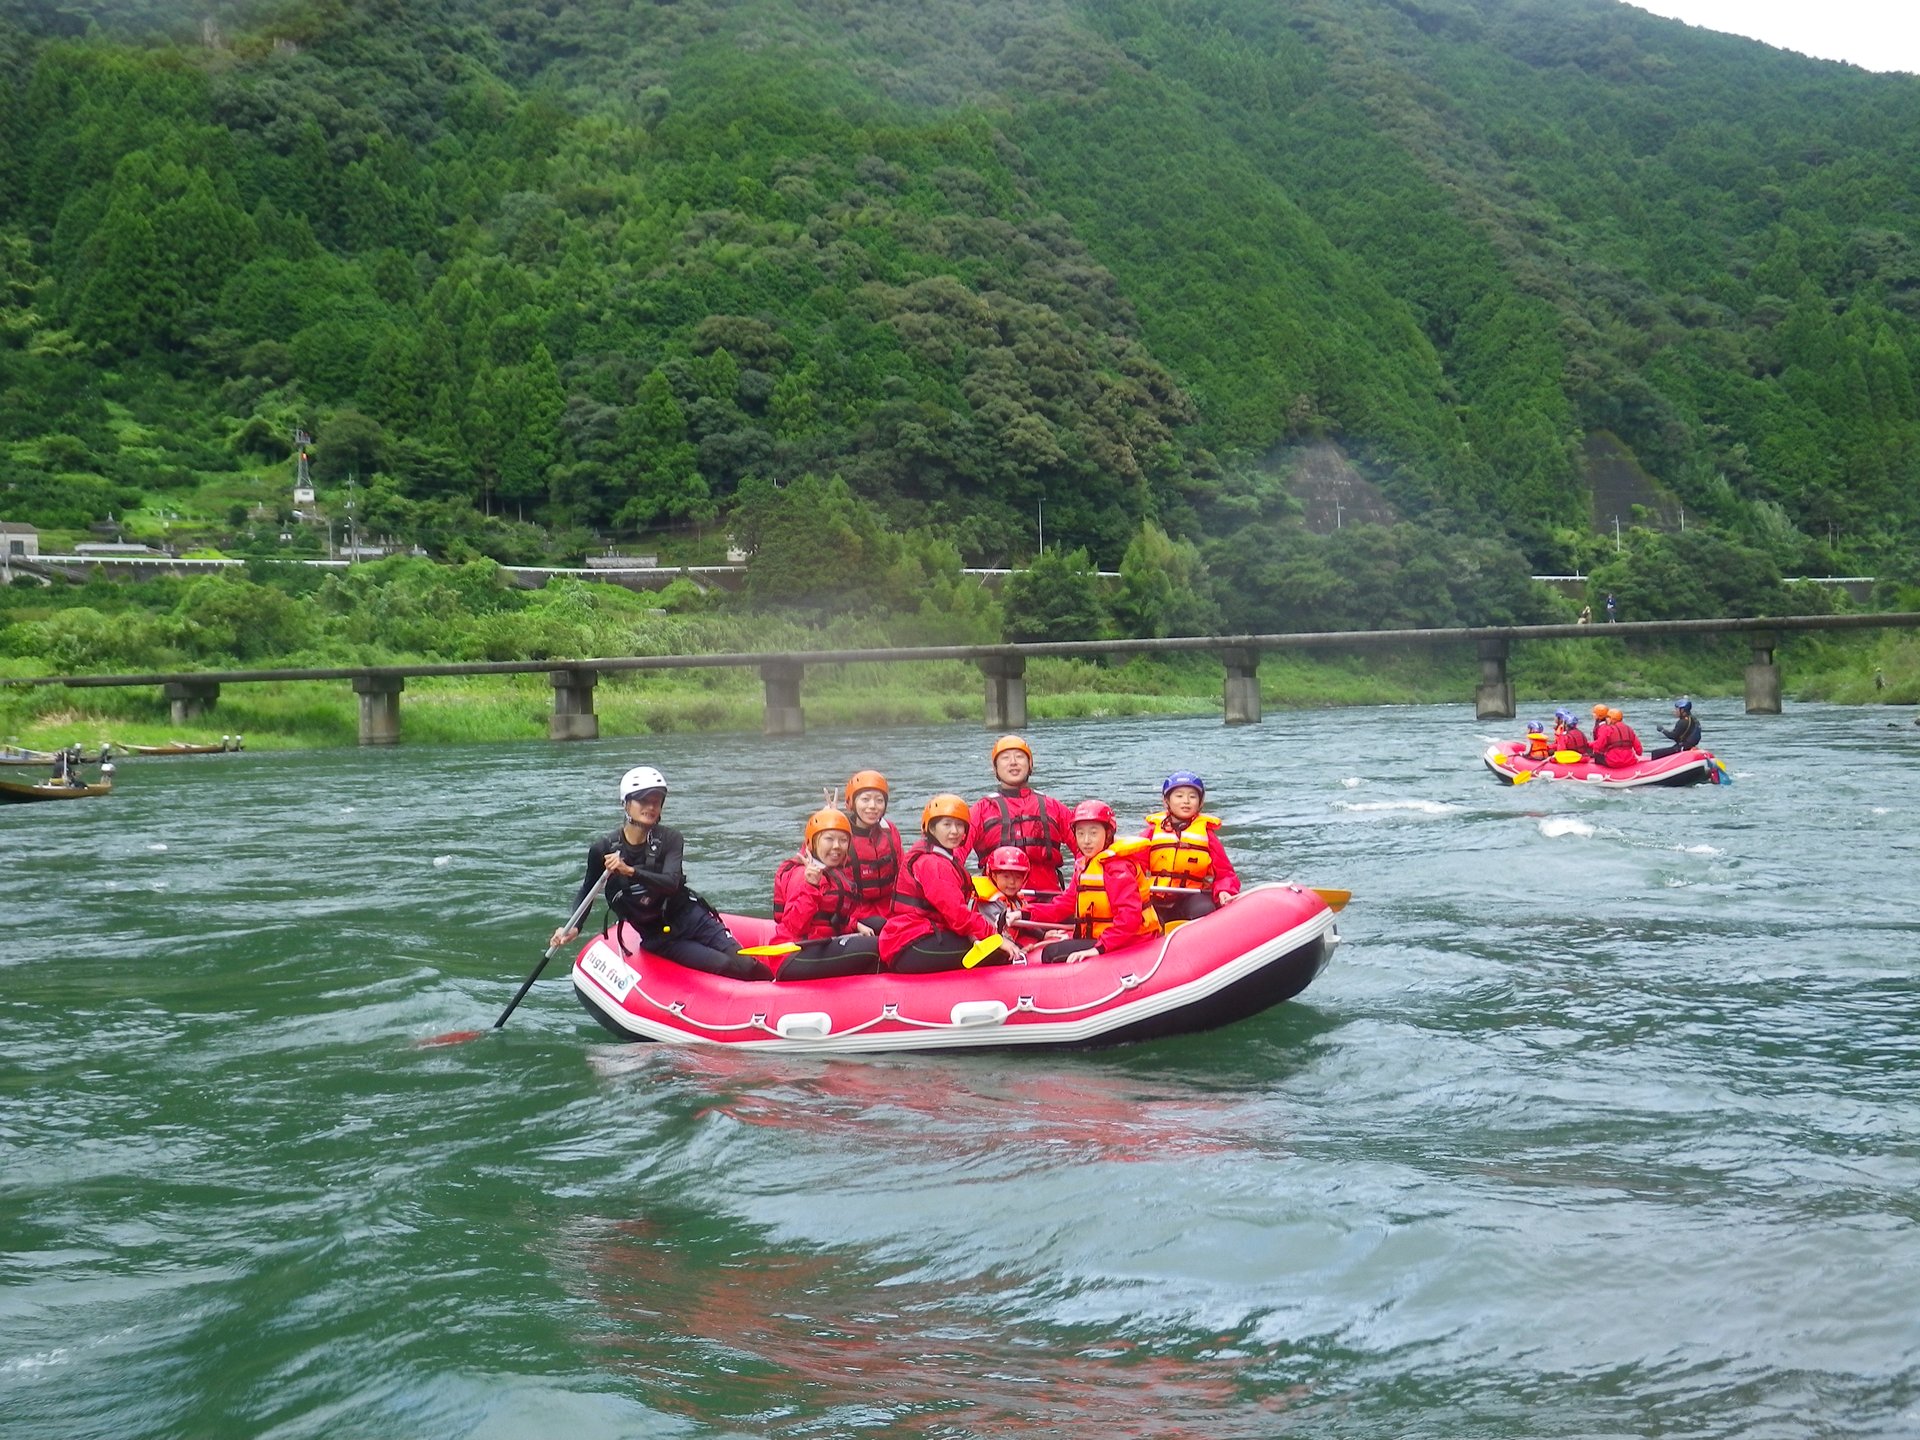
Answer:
1510;769;1533;784
961;934;1002;968
738;942;800;958
1312;888;1350;912
1552;750;1583;764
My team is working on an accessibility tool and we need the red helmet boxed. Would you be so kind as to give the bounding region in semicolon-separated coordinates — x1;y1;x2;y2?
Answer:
985;845;1031;875
1070;799;1117;831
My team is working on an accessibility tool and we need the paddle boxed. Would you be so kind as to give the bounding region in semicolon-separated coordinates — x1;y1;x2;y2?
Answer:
1149;883;1349;911
960;933;1005;969
1552;749;1585;764
739;941;801;958
419;872;610;1047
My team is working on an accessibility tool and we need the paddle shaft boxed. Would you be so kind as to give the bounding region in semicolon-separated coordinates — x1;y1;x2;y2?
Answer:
494;871;610;1030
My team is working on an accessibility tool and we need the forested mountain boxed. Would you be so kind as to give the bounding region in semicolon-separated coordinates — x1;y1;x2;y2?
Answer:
3;0;1919;638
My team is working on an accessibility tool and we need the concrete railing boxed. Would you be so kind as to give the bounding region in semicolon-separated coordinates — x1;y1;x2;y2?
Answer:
5;613;1915;744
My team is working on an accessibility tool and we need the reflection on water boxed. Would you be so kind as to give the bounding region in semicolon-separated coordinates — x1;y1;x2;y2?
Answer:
4;705;1919;1438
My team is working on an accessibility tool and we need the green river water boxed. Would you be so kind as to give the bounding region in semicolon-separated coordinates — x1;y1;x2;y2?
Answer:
4;705;1918;1438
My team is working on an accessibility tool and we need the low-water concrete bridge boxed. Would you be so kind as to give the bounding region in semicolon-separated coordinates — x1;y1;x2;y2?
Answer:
5;613;1913;745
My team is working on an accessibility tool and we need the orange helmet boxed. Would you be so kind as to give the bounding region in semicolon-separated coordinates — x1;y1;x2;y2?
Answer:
1592;704;1608;718
986;845;1031;876
844;769;888;805
1607;707;1624;723
990;734;1032;765
921;793;971;834
804;808;851;854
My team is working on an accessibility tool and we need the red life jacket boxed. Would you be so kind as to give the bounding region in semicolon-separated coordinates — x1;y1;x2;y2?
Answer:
772;856;859;939
891;841;972;922
1555;723;1591;757
972;789;1068;887
847;819;901;917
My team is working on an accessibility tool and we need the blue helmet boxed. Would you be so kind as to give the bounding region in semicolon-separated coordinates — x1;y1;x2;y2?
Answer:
1553;708;1573;724
1161;770;1205;797
1673;697;1693;712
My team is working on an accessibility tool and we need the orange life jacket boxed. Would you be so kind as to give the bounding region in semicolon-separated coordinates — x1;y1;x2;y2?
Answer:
1142;811;1222;892
1072;838;1161;941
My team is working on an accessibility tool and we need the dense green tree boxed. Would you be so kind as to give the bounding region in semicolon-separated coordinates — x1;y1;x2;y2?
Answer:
1001;547;1108;644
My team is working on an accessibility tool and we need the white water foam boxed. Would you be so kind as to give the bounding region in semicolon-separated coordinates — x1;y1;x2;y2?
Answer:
1341;777;1364;789
1335;799;1460;816
148;842;168;852
1539;816;1595;839
433;855;453;868
1675;843;1722;856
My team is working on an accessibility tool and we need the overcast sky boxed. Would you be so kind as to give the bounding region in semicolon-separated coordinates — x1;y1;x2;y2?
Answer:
1630;2;1920;73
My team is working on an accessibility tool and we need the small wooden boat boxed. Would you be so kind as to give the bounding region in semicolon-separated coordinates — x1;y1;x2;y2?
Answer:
0;745;111;766
0;774;112;803
112;735;242;756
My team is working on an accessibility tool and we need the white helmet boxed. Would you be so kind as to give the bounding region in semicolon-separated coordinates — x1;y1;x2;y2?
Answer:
618;765;667;803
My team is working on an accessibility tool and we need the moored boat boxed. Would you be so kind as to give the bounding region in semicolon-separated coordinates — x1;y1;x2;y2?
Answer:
571;882;1338;1054
112;735;243;756
1483;739;1729;788
0;774;112;803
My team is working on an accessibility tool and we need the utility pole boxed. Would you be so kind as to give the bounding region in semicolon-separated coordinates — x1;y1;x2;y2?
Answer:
1334;497;1344;531
1613;515;1621;553
1037;495;1045;553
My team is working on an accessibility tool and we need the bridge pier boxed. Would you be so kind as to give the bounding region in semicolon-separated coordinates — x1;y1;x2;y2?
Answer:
162;679;220;724
980;655;1028;730
1744;631;1783;714
761;661;804;736
352;674;404;746
1222;648;1261;726
549;667;599;741
1475;638;1516;720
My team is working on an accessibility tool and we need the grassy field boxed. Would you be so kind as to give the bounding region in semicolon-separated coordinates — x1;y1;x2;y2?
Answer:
5;631;1910;754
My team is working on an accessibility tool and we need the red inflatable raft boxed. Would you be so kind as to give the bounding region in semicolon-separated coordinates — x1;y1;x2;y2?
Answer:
570;883;1338;1054
1483;740;1730;788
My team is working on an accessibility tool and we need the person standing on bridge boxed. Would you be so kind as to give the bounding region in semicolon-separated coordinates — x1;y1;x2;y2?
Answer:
970;735;1075;895
1605;592;1618;623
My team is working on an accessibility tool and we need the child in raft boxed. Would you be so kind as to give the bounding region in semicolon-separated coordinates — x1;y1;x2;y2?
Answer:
768;808;884;980
1141;771;1240;923
973;845;1033;935
843;769;902;935
1551;708;1592;759
882;795;1023;973
1522;724;1553;761
1025;800;1161;964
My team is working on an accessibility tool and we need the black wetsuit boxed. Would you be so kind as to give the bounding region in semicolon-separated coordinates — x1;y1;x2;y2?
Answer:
1651;712;1701;759
570;823;766;982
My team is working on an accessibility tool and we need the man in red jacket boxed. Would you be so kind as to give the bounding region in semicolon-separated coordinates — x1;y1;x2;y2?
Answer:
969;734;1075;894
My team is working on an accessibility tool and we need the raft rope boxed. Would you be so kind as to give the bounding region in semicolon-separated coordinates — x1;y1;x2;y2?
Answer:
611;883;1313;1040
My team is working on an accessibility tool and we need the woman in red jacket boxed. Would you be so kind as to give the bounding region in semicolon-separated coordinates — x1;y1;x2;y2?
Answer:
1026;800;1161;964
770;809;883;979
883;795;1022;973
842;768;902;934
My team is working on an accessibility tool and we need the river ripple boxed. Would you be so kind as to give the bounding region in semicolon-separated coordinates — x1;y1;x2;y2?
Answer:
3;703;1917;1438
